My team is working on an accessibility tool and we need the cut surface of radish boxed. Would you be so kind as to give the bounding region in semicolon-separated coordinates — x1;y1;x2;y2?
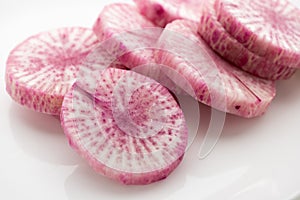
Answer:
5;27;99;115
198;0;296;80
215;0;300;68
61;68;188;185
157;20;276;118
133;0;202;27
93;3;158;69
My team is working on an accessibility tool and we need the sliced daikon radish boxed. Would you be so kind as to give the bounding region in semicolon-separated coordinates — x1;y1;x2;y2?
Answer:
198;0;296;80
157;20;276;118
61;68;188;185
5;27;99;115
215;0;300;68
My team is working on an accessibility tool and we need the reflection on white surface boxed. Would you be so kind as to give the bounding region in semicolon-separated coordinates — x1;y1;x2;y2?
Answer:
64;164;184;200
9;104;80;165
167;167;249;200
1;0;300;200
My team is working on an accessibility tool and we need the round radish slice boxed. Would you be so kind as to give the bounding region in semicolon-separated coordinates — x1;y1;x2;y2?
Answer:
133;0;202;27
5;27;99;115
215;0;300;68
61;68;188;185
93;3;158;69
157;20;276;118
198;0;296;80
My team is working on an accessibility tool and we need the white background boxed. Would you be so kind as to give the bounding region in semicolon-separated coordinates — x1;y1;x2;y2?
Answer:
1;0;300;199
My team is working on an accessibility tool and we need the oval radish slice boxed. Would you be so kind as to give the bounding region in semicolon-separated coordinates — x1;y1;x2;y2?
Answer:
5;27;99;115
133;0;202;27
198;0;296;80
157;20;276;118
93;3;158;69
61;68;188;185
215;0;300;68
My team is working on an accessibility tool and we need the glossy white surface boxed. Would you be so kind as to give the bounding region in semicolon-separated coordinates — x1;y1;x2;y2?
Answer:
1;0;300;199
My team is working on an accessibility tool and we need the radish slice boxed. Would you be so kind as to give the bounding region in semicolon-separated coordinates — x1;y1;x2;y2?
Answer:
133;0;202;27
5;27;99;115
215;0;300;68
198;0;296;80
157;20;276;118
61;68;188;185
93;3;158;69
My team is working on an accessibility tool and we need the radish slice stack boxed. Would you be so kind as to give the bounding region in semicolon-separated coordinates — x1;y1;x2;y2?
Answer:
61;68;188;185
215;0;300;68
5;0;300;186
157;20;276;118
5;27;99;115
198;0;296;80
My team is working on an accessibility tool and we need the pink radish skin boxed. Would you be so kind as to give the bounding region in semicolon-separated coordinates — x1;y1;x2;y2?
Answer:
5;27;99;115
215;0;300;68
93;3;158;69
61;68;188;185
157;20;276;118
197;0;296;80
133;0;202;27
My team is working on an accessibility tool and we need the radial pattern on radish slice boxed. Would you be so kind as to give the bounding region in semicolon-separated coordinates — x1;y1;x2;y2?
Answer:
93;3;159;69
5;27;99;115
198;0;296;80
133;0;202;27
157;20;276;118
76;28;161;96
61;68;188;185
215;0;300;68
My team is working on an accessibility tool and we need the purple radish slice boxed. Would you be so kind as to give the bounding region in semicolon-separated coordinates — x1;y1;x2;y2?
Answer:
157;20;276;118
93;3;158;69
215;0;300;68
61;68;188;185
197;0;296;80
133;0;202;27
5;27;99;115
